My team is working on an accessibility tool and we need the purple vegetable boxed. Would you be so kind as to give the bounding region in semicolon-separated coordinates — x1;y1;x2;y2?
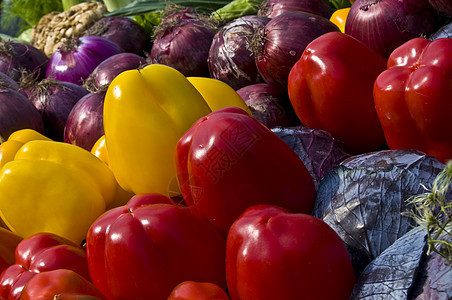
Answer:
46;36;122;86
149;10;219;77
430;20;452;40
0;41;48;82
254;11;339;93
429;0;452;16
258;0;332;19
0;87;44;141
64;91;105;151
0;71;25;95
27;79;89;141
208;15;270;90
85;52;147;91
313;149;445;276
236;83;299;128
271;125;350;189
345;0;440;58
85;16;150;55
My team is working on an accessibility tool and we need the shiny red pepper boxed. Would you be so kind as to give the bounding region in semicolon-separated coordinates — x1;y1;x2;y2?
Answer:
226;204;356;300
19;269;106;300
374;37;452;163
175;107;316;236
288;31;387;154
85;194;227;300
0;232;90;300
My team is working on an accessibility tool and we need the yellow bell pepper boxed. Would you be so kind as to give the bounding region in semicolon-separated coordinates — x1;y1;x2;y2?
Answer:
0;140;118;244
0;129;52;169
187;77;252;116
330;8;350;33
103;64;212;196
91;135;109;166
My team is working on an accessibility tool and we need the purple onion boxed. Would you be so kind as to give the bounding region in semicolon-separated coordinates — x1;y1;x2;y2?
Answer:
149;13;218;77
236;83;300;128
208;15;270;90
345;0;440;58
258;0;333;19
85;52;147;91
254;11;339;93
26;79;89;141
46;36;122;85
0;87;44;141
64;91;105;151
85;16;150;55
0;71;25;95
0;41;48;82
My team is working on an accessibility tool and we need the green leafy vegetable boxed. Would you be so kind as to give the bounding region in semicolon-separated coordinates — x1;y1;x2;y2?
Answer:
105;0;232;17
329;0;351;10
1;0;63;31
212;0;263;23
404;161;452;262
133;12;163;35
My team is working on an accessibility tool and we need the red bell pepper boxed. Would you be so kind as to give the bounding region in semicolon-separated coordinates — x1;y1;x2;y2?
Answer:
288;31;387;154
168;281;230;300
0;232;90;300
226;204;356;300
85;194;227;300
175;107;316;236
374;37;452;163
19;269;106;300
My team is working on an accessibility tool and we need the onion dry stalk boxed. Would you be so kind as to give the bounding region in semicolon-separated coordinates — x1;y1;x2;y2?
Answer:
404;161;452;262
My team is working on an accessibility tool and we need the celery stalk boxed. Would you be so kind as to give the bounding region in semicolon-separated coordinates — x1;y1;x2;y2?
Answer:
102;0;134;12
61;0;84;10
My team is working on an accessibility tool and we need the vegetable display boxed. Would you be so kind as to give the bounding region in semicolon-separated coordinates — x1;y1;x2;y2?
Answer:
0;0;449;298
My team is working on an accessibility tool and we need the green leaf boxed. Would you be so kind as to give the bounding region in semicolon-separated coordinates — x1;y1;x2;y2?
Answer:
329;0;351;10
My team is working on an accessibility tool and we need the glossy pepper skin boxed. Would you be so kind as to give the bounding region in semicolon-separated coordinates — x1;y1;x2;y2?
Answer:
168;281;230;300
288;31;387;154
226;205;356;300
0;140;116;244
175;107;316;236
0;232;91;300
374;37;452;163
103;64;212;197
19;269;106;300
86;194;227;300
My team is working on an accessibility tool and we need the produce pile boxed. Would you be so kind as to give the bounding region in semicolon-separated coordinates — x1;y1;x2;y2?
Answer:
0;0;450;299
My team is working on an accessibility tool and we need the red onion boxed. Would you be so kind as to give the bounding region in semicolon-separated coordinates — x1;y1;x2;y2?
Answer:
258;0;333;19
0;41;48;82
208;15;270;90
26;79;89;141
254;11;339;93
85;52;147;91
0;87;44;141
0;71;24;95
236;83;300;128
429;0;452;16
46;36;122;86
85;16;150;56
345;0;440;58
64;91;105;151
148;11;219;77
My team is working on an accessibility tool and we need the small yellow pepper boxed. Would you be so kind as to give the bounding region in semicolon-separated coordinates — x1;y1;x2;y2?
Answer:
330;8;350;33
187;77;252;116
0;140;118;244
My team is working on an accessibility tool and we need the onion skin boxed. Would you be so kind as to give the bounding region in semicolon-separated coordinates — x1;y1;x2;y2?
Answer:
27;80;89;141
258;0;333;19
149;17;218;77
64;91;105;151
236;83;300;128
255;11;340;94
208;15;270;90
87;53;147;90
46;36;122;86
0;88;44;141
345;0;440;58
0;41;48;82
85;16;150;55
